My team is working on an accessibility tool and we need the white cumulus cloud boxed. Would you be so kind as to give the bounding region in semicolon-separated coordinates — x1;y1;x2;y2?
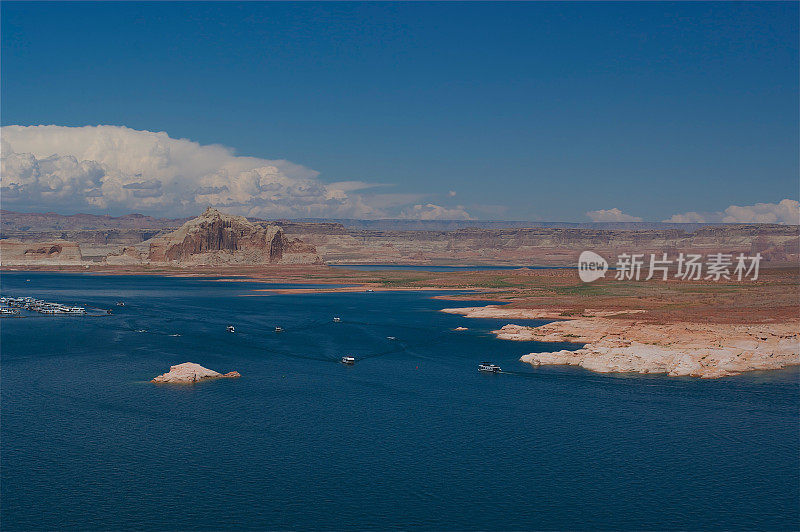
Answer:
585;208;643;222
663;211;707;223
0;125;386;218
664;199;799;225
721;199;799;224
399;203;472;220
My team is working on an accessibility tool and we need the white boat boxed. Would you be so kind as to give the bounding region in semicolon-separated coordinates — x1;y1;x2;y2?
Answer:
226;325;235;333
333;317;341;322
387;336;397;340
341;356;355;365
478;362;501;373
275;326;284;333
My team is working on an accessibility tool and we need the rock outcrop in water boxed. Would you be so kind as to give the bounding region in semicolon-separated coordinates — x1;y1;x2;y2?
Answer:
147;207;321;265
151;362;241;384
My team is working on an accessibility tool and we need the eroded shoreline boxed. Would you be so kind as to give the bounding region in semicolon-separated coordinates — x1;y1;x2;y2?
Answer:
442;305;800;378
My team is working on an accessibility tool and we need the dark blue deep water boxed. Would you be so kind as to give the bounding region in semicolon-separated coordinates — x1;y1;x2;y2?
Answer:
2;272;798;530
330;265;565;272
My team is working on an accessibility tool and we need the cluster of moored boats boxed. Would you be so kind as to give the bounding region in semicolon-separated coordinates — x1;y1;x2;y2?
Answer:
1;296;86;316
223;316;502;372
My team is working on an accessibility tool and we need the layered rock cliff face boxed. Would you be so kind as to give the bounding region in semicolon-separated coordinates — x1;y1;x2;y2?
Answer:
104;246;144;265
147;208;321;265
0;240;85;266
1;209;797;266
277;223;799;265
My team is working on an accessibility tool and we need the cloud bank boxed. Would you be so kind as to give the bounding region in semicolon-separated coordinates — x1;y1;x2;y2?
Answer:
399;203;472;220
1;125;471;220
585;208;643;222
4;125;795;225
664;199;799;225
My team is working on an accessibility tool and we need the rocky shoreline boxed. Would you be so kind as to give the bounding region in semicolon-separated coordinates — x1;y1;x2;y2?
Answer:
442;306;800;378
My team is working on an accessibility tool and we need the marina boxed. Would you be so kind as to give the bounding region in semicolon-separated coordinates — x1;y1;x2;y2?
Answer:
1;296;86;316
0;295;108;317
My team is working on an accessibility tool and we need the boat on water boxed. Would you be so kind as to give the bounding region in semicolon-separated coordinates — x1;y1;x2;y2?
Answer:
341;356;355;365
116;301;125;306
275;326;284;333
478;362;502;373
387;336;397;340
227;325;235;333
333;317;341;322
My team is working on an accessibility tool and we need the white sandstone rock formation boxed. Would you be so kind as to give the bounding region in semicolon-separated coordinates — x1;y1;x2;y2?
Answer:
497;319;800;378
151;362;241;384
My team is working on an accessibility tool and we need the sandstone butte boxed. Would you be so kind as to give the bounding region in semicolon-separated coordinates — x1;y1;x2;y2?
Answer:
442;306;800;378
151;362;241;384
147;207;321;265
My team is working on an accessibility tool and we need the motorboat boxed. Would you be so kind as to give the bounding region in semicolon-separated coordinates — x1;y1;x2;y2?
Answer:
226;325;235;333
275;326;284;333
478;362;502;373
341;356;355;365
333;317;341;322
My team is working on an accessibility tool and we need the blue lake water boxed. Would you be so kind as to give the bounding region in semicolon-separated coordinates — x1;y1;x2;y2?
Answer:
330;264;565;272
1;271;798;530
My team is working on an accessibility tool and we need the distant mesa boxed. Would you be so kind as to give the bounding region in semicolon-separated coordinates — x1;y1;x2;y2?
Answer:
0;240;84;265
151;362;241;384
1;207;798;267
147;207;322;265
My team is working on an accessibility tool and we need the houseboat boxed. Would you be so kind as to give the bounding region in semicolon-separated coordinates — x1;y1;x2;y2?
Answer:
478;363;502;373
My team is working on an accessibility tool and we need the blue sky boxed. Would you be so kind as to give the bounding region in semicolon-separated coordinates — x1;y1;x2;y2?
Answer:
1;1;798;221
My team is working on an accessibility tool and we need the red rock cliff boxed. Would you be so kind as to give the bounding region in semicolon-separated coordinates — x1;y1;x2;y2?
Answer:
148;208;321;265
